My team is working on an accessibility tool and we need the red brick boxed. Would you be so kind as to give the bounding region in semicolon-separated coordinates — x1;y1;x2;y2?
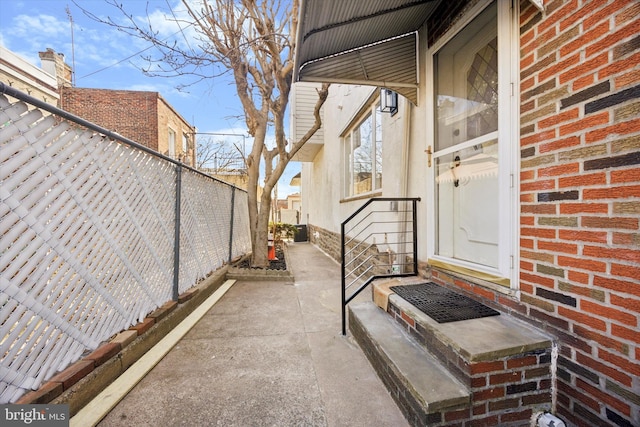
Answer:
470;360;505;375
586;16;640;58
538;162;580;178
523;392;552;405
539;108;579;129
612;323;640;343
500;409;533;423
539;0;577;33
611;263;640;281
521;238;535;250
594;276;640;297
600;52;640;80
469;415;500;427
521;179;556;192
584;185;640;200
576;378;631;416
583;245;640;263
558;379;600;412
598;348;640;377
148;300;178;321
558;255;607;273
129;317;155;335
84;342;121;367
581;300;637;326
520;272;556;289
583;0;632;29
559;203;608;214
559;172;607;188
538;240;578;255
574;324;630;356
582;216;638;230
525;366;550;379
559;52;608;84
489;371;521;385
585;118;640;143
444;408;470;422
521;129;556;147
400;310;415;328
473;402;487;416
610;294;640;313
48;359;95;390
507;355;538;369
561;21;610;57
14;381;63;404
539;135;581;153
178;288;199;303
567;270;590;284
612;169;640;184
558;306;607;331
558;229;607;243
573;73;595;91
521;227;557;239
472;386;505;402
559;111;610;137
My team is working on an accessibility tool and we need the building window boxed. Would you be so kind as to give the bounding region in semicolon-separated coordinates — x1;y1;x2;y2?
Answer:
343;102;383;197
182;133;188;153
428;0;517;285
168;128;176;158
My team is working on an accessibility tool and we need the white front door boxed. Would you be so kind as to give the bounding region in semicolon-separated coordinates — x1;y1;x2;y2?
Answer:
433;2;500;269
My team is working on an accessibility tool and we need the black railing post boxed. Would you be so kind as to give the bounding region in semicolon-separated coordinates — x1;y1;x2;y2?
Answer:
340;197;421;336
412;199;419;274
172;163;182;301
228;186;236;264
341;221;347;335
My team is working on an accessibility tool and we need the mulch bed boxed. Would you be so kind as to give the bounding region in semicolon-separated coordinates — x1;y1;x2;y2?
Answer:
235;244;287;271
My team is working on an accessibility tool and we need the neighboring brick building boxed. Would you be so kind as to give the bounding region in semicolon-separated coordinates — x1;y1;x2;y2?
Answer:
293;0;639;426
60;87;196;167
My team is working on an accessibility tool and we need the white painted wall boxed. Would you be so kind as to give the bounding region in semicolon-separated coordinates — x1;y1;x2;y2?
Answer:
298;82;431;259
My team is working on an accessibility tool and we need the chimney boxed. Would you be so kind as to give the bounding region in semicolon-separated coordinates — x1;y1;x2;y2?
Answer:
39;48;73;88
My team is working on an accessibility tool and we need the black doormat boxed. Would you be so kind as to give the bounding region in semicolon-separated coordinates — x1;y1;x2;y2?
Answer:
390;282;500;323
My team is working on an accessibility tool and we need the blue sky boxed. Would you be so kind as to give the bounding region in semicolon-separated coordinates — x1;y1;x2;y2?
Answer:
0;0;300;197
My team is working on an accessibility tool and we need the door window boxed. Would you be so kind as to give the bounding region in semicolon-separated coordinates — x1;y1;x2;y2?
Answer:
429;0;516;283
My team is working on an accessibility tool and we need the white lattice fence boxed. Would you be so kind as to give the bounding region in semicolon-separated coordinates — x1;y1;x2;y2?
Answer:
0;93;250;403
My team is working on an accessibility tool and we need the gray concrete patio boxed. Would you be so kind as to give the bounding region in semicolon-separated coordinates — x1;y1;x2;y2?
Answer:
97;242;408;426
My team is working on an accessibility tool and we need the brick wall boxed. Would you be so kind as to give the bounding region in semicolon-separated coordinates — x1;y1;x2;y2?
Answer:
518;1;640;426
60;87;159;151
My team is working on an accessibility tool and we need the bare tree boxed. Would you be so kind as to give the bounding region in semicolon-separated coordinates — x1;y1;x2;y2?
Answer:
81;0;329;266
196;135;243;172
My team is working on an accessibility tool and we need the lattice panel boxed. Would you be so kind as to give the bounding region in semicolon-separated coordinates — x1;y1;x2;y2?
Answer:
0;94;250;403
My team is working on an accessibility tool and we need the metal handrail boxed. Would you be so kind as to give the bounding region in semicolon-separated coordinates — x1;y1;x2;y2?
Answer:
341;197;420;335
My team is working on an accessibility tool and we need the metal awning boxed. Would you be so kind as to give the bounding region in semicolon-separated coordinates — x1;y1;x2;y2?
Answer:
294;0;441;105
294;0;546;105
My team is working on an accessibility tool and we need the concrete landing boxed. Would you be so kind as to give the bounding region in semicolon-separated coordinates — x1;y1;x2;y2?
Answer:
389;291;552;362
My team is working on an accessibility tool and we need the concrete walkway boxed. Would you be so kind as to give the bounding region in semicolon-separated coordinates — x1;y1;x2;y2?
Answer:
98;242;408;427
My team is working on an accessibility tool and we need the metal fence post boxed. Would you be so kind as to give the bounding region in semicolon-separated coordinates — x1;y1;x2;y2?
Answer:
228;186;236;264
173;163;182;301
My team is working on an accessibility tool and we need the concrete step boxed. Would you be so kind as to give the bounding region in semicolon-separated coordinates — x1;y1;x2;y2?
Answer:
386;286;553;388
349;302;470;424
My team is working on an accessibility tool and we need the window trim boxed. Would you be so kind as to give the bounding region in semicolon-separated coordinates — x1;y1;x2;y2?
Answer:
425;0;519;289
168;127;176;158
341;97;384;200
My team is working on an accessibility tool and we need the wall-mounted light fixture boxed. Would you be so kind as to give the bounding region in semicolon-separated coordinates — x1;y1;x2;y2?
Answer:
381;88;398;115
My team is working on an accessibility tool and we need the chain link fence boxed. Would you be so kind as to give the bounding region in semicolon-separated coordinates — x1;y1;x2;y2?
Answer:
0;84;250;403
